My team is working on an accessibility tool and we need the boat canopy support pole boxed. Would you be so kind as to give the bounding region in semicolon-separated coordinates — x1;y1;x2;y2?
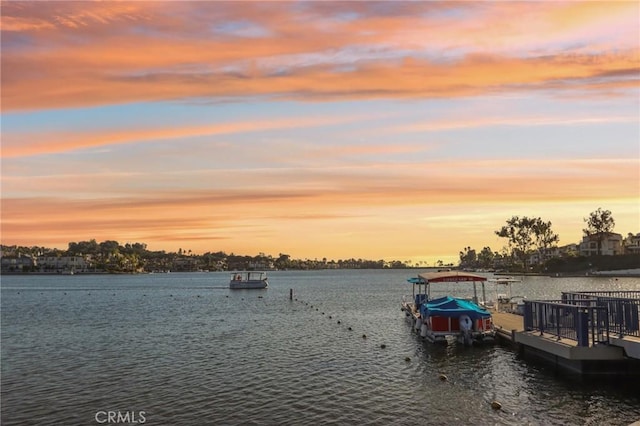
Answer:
481;282;486;305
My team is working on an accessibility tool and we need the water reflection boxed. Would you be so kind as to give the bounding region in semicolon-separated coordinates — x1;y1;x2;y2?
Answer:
1;271;639;425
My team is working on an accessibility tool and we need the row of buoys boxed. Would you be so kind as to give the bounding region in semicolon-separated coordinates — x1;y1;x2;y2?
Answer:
300;298;389;350
293;296;434;357
292;292;504;413
293;295;381;348
20;291;227;299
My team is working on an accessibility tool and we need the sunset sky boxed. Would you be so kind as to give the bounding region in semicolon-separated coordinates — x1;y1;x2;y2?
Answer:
1;1;639;264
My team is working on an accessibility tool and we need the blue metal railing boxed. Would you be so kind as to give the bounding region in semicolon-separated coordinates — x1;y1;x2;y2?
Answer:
524;300;609;347
562;292;640;338
563;290;640;299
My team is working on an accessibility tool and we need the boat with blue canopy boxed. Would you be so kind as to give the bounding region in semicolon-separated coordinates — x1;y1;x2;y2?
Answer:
401;271;495;345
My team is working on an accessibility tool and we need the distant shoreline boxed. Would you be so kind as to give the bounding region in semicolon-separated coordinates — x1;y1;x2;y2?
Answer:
589;268;640;277
547;268;640;278
2;269;640;278
1;271;113;276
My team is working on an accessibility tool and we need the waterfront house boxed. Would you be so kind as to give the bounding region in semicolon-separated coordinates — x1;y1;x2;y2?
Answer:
624;233;640;255
248;259;275;270
1;255;37;273
579;232;623;256
36;256;88;273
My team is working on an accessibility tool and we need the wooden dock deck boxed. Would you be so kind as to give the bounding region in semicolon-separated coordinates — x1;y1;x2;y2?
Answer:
492;311;524;338
490;310;640;374
492;309;640;357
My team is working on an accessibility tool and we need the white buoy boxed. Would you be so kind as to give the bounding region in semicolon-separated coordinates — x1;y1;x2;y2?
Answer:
420;323;428;338
459;315;472;331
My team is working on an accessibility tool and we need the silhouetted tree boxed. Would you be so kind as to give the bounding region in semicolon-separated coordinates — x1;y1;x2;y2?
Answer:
532;218;560;265
458;246;477;269
583;208;615;255
477;247;495;269
495;216;536;270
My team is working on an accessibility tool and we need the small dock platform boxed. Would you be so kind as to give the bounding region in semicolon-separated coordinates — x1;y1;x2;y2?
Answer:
491;291;640;375
493;311;524;341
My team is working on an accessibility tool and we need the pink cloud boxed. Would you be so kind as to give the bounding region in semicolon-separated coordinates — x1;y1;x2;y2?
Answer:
2;2;638;111
1;113;380;158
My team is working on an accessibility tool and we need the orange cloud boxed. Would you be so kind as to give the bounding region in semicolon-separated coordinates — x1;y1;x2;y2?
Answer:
548;2;635;30
2;157;636;215
3;156;637;201
2;159;637;258
1;113;383;158
2;2;638;111
393;114;639;133
2;154;638;259
3;50;638;111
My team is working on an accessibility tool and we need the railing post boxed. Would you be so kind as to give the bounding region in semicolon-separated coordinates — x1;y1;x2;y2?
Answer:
576;308;589;347
524;301;532;331
616;299;624;337
625;301;639;334
604;307;610;343
538;304;544;336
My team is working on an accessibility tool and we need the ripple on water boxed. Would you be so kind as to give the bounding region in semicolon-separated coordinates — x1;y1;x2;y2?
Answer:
2;271;640;425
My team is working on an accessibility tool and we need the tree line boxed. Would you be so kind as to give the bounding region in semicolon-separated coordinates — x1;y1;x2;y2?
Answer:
1;240;415;272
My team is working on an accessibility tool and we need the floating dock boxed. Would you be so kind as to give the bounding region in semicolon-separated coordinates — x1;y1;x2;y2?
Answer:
492;291;640;375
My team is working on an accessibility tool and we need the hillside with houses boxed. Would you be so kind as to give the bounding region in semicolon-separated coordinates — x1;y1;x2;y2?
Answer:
0;242;413;274
1;230;638;275
1;208;637;276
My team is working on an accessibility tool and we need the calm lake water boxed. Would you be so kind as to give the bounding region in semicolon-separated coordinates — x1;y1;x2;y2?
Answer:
2;270;640;425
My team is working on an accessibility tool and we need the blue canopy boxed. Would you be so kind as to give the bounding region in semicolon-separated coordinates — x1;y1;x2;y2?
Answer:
419;296;491;320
